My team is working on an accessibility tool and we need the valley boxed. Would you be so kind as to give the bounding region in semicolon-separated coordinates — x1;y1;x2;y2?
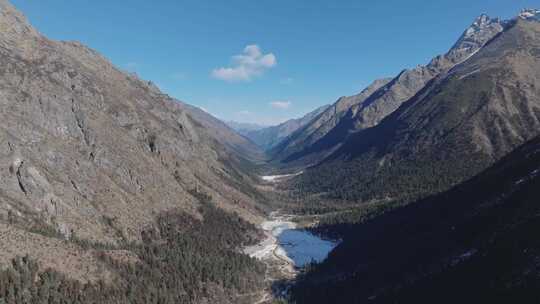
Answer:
0;1;539;304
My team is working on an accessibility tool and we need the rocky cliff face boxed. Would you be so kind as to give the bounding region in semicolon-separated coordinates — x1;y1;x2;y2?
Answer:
272;14;505;167
0;0;264;281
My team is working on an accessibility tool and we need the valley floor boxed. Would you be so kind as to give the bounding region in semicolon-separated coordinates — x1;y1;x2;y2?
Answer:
244;197;338;303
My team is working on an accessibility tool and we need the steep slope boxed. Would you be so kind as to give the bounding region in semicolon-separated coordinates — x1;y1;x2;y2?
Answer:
182;105;265;163
270;78;391;165
292;135;540;303
273;14;505;166
0;0;267;295
293;14;540;203
242;104;329;150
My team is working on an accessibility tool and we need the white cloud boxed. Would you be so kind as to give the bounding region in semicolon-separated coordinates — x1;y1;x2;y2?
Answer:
212;45;277;82
269;101;291;110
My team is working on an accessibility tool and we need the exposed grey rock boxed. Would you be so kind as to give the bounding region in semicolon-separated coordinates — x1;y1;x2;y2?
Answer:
272;13;505;167
0;0;264;246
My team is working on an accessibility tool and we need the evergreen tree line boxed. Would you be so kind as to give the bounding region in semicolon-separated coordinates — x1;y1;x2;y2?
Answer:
0;201;265;304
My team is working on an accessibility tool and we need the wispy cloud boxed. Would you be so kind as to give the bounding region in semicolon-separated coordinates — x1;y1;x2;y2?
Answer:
212;45;277;82
171;72;187;81
269;100;291;110
280;77;294;85
237;110;252;115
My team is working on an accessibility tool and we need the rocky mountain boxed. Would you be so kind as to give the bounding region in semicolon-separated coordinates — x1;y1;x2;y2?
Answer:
271;13;506;167
0;1;267;300
292;12;540;204
240;104;329;150
291;134;540;303
520;8;540;21
269;78;391;165
180;104;266;163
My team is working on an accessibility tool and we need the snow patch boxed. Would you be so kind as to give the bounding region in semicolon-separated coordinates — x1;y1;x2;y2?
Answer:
514;167;540;185
459;68;481;80
261;171;303;182
519;9;540;20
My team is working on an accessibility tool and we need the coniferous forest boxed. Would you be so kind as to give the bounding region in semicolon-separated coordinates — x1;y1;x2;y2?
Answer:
0;200;265;304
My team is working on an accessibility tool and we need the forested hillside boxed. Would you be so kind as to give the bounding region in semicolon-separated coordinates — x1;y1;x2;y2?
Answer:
0;198;265;304
291;17;540;206
291;135;540;303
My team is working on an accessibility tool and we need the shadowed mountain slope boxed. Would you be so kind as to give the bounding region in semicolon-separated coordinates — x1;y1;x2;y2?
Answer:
292;134;540;304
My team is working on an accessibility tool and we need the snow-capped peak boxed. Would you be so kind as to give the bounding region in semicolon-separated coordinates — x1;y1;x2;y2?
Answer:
440;13;504;67
473;14;491;27
464;14;502;37
519;8;540;20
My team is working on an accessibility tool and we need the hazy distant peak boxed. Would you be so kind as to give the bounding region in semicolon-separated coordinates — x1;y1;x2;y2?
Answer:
226;121;267;133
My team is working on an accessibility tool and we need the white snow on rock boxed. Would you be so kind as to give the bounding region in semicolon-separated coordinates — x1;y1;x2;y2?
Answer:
514;167;540;185
261;171;303;182
519;9;540;20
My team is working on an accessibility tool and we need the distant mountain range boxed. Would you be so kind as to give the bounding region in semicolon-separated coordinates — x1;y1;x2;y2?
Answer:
225;121;267;134
228;104;330;150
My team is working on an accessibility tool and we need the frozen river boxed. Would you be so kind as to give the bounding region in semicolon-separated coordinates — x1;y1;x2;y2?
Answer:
275;223;337;267
245;213;338;268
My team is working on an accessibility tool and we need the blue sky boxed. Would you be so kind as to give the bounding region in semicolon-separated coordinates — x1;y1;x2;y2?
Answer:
11;0;538;125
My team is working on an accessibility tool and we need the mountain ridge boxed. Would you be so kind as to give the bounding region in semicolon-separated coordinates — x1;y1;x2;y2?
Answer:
292;14;540;205
236;104;330;150
270;12;506;167
0;0;266;290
